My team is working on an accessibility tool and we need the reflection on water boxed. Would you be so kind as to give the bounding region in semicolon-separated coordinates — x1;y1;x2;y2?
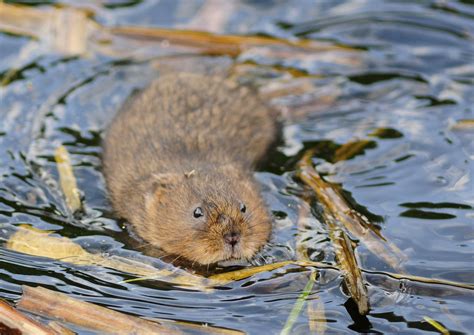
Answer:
1;0;473;334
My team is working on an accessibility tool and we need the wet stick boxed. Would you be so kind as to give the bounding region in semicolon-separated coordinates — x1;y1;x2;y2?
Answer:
209;259;473;292
109;26;358;58
363;269;474;291
48;322;76;335
328;225;369;314
54;145;82;213
0;3;361;60
333;140;375;162
298;151;370;314
18;286;180;335
295;201;327;334
298;150;406;272
0;299;57;335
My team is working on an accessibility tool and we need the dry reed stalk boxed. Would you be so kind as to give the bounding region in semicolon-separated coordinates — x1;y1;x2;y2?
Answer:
0;299;58;335
18;286;180;335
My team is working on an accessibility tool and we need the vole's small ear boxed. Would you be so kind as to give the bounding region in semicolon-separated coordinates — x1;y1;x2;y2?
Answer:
145;173;182;208
151;172;182;187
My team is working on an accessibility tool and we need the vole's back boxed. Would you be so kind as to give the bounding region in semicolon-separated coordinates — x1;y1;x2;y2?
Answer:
103;74;276;211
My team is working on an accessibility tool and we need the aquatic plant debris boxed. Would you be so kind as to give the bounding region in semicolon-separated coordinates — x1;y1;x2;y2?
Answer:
6;225;471;293
6;225;210;290
298;150;370;314
366;270;474;290
54;145;82;213
333;139;376;162
450;119;474;131
0;2;362;61
18;285;179;335
208;260;293;283
280;271;317;335
329;224;370;314
1;1;473;332
0;299;58;335
298;149;407;272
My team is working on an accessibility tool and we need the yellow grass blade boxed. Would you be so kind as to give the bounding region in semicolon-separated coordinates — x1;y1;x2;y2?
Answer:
209;261;293;284
423;316;450;335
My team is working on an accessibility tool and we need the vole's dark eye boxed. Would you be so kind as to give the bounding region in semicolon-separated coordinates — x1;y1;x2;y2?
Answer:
193;207;204;218
240;203;247;213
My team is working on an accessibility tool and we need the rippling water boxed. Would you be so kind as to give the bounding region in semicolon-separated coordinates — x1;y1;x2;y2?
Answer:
1;0;473;334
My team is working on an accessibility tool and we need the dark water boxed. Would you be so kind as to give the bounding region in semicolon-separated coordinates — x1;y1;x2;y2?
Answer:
1;0;473;334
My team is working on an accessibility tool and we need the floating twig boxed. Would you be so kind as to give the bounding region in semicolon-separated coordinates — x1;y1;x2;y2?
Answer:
18;286;180;335
0;3;361;60
298;150;406;272
298;151;370;314
333;139;376;162
54;145;82;213
0;299;58;335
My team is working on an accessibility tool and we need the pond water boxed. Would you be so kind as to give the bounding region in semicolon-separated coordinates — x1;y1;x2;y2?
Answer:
1;0;473;334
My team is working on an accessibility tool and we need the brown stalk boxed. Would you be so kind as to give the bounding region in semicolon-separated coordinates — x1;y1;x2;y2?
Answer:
0;299;58;335
298;151;406;272
54;146;82;213
0;3;360;60
297;151;370;314
18;286;180;335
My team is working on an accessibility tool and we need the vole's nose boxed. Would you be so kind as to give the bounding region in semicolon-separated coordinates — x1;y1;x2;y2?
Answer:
224;231;240;247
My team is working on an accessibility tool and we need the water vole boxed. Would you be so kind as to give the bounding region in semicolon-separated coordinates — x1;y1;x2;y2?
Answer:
103;73;277;265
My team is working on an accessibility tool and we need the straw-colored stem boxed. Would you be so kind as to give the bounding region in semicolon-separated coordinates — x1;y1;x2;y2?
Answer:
18;286;180;335
0;299;57;335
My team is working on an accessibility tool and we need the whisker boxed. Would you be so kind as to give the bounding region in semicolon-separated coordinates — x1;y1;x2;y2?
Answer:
134;242;154;250
170;254;183;264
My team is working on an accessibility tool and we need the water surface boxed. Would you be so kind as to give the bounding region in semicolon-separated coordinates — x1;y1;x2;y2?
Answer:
1;0;473;334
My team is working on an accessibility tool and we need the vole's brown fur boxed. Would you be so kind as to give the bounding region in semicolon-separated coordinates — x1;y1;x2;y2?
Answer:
103;73;276;265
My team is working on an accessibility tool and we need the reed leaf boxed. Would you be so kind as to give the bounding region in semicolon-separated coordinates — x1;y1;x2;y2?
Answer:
280;271;317;335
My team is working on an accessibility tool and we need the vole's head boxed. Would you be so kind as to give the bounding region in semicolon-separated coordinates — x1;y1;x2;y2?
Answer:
139;165;272;265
